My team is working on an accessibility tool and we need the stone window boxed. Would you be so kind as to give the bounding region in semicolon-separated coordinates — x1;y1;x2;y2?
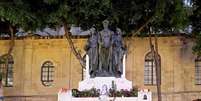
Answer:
195;56;201;85
41;61;54;86
0;55;14;87
144;52;160;85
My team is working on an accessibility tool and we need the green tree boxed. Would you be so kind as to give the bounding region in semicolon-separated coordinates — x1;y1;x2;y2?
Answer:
0;0;40;55
191;0;201;55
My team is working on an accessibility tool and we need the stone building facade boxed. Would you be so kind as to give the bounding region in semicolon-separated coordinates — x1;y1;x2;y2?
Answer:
0;35;200;101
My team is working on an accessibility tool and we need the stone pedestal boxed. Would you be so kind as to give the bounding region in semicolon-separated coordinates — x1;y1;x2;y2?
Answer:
58;89;152;101
78;77;132;91
79;55;132;91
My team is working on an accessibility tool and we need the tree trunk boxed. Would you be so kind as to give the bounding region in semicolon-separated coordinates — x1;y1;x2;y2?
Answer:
149;33;162;101
154;35;162;101
63;21;86;69
0;25;15;86
8;25;15;55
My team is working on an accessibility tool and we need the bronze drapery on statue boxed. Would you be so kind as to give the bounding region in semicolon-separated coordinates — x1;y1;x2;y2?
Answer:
85;20;125;78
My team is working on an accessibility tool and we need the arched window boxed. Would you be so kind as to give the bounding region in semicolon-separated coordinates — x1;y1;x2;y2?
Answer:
0;55;14;87
41;61;54;86
144;52;161;85
195;56;201;85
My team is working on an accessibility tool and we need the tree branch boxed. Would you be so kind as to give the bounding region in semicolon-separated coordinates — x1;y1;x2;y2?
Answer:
8;25;15;55
126;16;154;51
63;20;86;69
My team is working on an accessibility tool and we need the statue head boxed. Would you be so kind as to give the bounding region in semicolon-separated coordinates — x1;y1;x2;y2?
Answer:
89;27;96;35
102;20;109;29
116;28;122;35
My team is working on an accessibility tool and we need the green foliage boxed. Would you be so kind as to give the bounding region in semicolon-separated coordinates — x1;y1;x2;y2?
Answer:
0;0;189;34
193;33;201;55
109;0;156;32
71;87;138;97
72;88;100;97
152;0;189;32
109;87;138;97
77;0;188;33
191;0;201;55
0;1;40;31
191;0;201;34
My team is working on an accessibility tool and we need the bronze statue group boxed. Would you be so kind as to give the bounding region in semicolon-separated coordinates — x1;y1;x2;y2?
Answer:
85;20;126;78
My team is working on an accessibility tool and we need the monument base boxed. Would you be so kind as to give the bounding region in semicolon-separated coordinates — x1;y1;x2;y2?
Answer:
78;77;132;91
58;89;152;101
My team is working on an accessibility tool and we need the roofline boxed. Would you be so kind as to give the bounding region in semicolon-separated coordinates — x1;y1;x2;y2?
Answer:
0;33;194;40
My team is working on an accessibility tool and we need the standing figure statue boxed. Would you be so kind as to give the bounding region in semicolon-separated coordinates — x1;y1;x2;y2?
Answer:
98;20;114;76
112;28;125;77
85;27;99;78
85;20;126;78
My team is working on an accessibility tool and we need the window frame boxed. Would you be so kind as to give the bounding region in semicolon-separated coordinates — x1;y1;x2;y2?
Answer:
41;61;54;87
195;56;201;85
0;55;14;87
144;52;161;86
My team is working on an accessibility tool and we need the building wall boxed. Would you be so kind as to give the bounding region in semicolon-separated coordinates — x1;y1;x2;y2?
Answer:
0;36;200;101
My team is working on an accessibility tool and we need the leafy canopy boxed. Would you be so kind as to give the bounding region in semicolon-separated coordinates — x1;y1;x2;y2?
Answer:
0;0;188;33
0;0;40;31
191;0;201;55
